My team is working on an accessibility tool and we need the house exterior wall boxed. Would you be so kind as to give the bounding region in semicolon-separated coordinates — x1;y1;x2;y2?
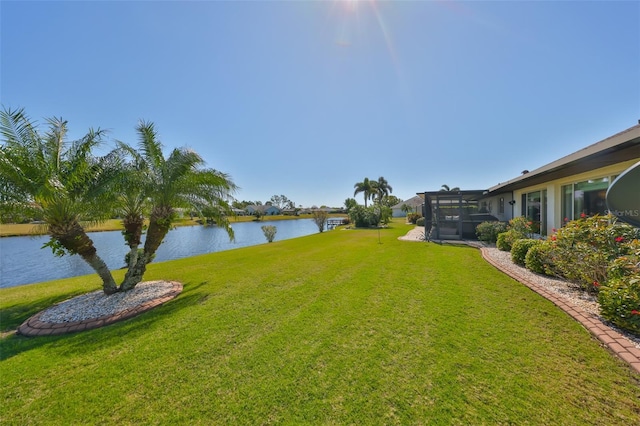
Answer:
392;207;404;218
391;196;424;218
392;205;422;217
264;206;281;215
478;194;515;223
511;159;638;236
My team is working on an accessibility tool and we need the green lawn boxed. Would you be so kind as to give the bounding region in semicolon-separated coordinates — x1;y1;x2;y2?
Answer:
1;220;639;424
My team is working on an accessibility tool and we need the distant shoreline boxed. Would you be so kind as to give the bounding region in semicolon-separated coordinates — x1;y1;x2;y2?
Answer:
0;213;346;237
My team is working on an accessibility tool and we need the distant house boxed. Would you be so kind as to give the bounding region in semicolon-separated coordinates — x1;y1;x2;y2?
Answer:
245;205;281;216
391;196;423;217
231;208;246;216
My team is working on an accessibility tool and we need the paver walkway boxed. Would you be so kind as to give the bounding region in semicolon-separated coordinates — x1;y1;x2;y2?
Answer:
480;247;640;375
17;281;183;337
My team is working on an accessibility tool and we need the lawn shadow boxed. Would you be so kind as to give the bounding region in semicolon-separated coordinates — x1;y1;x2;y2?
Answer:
0;280;209;361
1;291;91;333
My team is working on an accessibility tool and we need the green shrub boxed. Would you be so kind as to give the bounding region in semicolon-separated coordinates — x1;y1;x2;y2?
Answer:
598;239;640;334
416;217;425;226
378;206;393;226
348;205;390;228
476;221;507;243
497;229;521;251
407;213;421;224
511;239;539;266
349;205;370;228
525;242;551;274
261;225;277;243
496;232;510;251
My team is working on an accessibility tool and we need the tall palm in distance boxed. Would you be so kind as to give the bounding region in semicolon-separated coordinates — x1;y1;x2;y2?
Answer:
374;176;393;203
353;177;375;207
0;108;120;294
440;184;460;192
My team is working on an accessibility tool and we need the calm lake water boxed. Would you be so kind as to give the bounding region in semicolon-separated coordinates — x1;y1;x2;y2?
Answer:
0;219;326;288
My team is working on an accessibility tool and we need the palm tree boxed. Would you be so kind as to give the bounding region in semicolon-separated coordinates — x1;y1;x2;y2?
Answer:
374;176;393;203
111;143;151;274
119;121;238;290
0;108;120;294
353;177;375;207
440;184;460;192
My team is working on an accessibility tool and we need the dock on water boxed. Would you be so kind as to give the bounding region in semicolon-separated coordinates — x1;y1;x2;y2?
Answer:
326;218;346;229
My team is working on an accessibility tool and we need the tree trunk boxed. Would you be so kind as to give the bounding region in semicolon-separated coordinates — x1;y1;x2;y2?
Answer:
120;255;147;291
122;213;144;247
51;220;118;294
82;252;119;295
120;207;172;291
122;214;144;271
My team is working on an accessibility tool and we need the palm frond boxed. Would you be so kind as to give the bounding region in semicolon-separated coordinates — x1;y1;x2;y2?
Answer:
136;120;165;171
0;107;39;147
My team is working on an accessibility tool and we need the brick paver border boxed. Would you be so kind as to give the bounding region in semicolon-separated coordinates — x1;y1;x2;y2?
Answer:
17;281;183;337
480;248;640;374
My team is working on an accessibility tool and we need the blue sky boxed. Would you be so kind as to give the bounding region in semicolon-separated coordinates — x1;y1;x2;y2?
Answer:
2;0;639;208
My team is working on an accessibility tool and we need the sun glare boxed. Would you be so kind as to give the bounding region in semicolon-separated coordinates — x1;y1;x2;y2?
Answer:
330;1;398;66
335;0;361;14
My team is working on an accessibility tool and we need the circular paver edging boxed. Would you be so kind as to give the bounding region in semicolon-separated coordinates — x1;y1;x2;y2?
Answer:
17;281;183;337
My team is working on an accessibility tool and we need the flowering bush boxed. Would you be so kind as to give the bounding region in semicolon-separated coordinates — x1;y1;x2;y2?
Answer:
598;277;640;334
514;214;640;334
598;239;640;333
509;216;536;238
496;217;535;251
607;239;640;280
541;214;638;291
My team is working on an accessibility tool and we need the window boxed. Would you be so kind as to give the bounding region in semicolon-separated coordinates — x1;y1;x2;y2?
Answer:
499;198;504;214
562;184;573;222
521;190;547;235
561;177;611;221
526;191;542;234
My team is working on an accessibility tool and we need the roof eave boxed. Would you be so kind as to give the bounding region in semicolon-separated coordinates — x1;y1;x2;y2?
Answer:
488;124;640;194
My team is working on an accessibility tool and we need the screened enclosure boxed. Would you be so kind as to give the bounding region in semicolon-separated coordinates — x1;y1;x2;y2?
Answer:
421;190;498;240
